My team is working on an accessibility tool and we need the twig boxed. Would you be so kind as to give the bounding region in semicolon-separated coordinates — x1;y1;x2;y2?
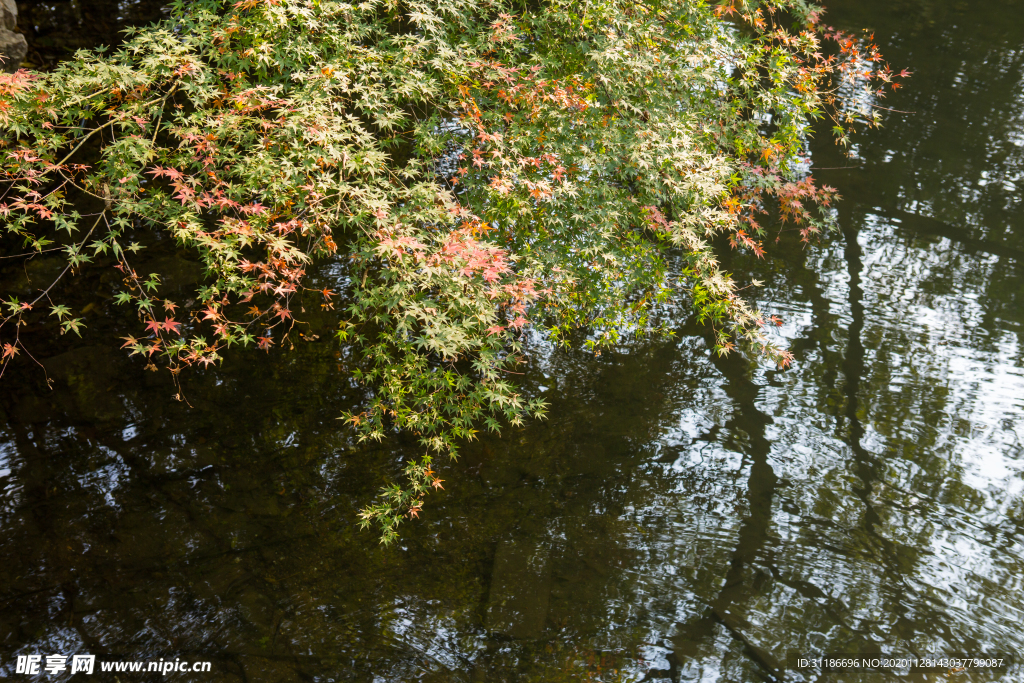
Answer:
25;210;105;310
0;246;65;260
150;84;178;146
53;119;120;169
54;94;165;168
870;104;915;114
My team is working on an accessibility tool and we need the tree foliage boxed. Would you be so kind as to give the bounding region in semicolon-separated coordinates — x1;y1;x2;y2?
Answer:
0;0;902;542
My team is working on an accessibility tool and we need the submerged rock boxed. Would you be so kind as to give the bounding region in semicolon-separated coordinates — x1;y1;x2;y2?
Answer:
43;345;126;423
485;536;552;639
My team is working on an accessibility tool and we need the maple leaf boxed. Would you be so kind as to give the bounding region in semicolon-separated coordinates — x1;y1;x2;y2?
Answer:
163;300;179;314
431;477;445;490
172;183;195;204
247;306;262;318
201;306;221;321
274;307;292;322
2;343;19;361
161;318;183;335
120;335;139;349
241;202;267;215
144;319;162;335
273;283;297;297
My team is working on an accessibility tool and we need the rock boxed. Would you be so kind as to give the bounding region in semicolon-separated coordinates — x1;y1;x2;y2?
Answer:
1;0;16;30
1;0;26;74
0;30;25;73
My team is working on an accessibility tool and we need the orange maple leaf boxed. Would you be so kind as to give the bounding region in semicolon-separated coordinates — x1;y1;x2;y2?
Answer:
1;343;19;361
162;318;183;335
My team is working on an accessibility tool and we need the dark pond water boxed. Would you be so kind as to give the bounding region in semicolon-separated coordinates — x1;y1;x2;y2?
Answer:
3;0;1024;680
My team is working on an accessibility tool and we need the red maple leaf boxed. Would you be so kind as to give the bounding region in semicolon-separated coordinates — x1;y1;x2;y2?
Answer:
161;318;182;335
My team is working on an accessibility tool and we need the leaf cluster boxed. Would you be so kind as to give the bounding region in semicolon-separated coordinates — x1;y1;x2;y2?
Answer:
0;0;903;540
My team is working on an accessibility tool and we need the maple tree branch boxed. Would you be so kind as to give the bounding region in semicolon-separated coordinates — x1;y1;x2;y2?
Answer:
150;84;178;146
54;94;166;169
25;210;105;310
53;119;120;169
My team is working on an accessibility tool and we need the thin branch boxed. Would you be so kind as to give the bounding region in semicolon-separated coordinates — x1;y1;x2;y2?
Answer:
150;84;178;146
25;210;105;310
55;169;112;204
0;246;65;260
870;104;915;114
53;94;166;168
53;118;120;169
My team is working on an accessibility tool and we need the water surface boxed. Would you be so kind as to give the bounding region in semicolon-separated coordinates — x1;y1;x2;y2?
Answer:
2;0;1024;680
